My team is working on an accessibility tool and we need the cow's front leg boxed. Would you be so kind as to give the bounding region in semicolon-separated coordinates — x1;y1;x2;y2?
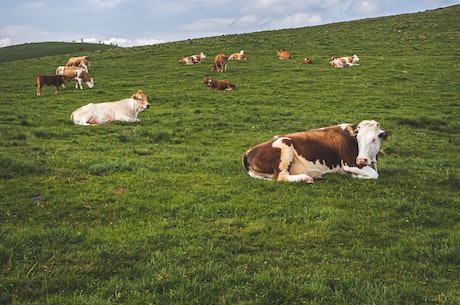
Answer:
343;164;379;179
278;171;315;183
75;78;83;89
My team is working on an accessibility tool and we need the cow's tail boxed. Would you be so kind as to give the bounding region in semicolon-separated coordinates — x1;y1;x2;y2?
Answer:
242;149;251;175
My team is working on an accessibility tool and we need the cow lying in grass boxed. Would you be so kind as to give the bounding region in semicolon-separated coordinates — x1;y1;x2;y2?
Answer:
329;55;360;67
229;50;246;60
36;75;69;96
71;90;150;125
242;120;391;183
277;49;291;59
179;52;206;65
202;77;236;90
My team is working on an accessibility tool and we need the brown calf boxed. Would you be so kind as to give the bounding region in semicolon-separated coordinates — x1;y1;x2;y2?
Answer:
202;77;236;90
36;75;68;96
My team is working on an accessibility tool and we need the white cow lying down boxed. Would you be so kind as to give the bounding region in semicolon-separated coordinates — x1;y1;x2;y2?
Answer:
71;90;150;125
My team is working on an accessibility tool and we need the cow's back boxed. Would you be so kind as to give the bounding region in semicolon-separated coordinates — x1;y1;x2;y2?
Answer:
286;127;358;169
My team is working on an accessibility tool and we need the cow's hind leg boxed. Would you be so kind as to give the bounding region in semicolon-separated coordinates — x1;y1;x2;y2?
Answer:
273;137;315;183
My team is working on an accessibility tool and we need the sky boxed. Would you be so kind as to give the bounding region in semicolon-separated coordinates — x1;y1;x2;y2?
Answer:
0;0;458;48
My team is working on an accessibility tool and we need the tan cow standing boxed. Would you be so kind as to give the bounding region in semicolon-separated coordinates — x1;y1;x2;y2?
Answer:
65;56;90;71
211;54;228;72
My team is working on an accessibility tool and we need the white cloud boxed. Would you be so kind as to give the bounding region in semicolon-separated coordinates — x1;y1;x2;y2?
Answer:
0;37;12;47
82;37;165;47
182;18;235;32
268;12;323;29
348;0;380;15
90;0;125;9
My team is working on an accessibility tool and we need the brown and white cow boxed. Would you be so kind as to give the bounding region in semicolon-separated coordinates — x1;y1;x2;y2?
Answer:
36;75;69;96
302;57;313;64
211;54;228;72
70;90;149;125
179;52;206;65
277;49;291;59
229;50;246;60
329;54;360;67
202;77;236;90
242;120;391;183
56;66;94;89
65;56;90;71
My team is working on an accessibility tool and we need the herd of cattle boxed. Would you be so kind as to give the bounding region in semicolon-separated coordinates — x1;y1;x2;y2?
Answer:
36;56;94;96
33;51;392;183
178;50;360;91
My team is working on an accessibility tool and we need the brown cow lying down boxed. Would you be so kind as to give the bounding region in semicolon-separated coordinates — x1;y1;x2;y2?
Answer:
202;77;236;90
71;90;150;125
277;49;291;59
302;57;313;64
36;75;69;96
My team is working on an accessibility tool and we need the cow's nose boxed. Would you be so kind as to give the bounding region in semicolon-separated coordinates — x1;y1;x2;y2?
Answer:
146;104;150;108
356;157;368;165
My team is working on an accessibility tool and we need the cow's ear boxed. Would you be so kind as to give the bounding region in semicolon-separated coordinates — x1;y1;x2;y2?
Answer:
343;125;356;136
349;124;358;136
379;131;392;140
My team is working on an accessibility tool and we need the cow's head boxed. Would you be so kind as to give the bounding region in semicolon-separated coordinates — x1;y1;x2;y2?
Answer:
355;120;391;167
87;78;94;88
352;54;360;63
132;90;150;111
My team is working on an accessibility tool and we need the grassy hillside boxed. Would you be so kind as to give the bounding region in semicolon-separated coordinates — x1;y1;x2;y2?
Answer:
0;5;459;305
0;42;117;63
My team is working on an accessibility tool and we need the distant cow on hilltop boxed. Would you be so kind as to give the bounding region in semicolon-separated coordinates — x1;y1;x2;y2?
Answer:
277;49;291;59
329;55;360;67
229;50;246;60
202;77;235;90
179;52;206;65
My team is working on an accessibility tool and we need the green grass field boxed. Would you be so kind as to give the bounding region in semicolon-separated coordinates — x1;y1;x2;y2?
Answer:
0;5;459;305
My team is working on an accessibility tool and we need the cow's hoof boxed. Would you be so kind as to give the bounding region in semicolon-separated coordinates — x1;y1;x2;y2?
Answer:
304;177;315;184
